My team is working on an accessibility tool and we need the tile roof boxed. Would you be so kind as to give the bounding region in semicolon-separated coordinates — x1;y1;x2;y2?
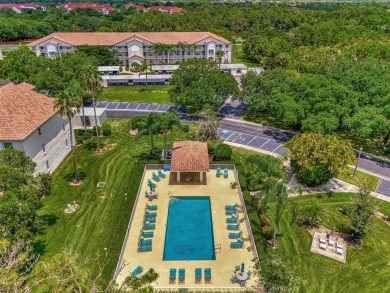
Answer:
28;32;231;47
170;141;209;172
0;83;58;141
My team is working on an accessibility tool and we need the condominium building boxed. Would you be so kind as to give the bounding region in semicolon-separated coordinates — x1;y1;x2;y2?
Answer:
0;83;72;174
28;32;232;66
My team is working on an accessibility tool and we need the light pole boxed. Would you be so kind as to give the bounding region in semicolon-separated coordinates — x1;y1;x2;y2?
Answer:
125;193;127;201
353;147;363;177
104;247;107;257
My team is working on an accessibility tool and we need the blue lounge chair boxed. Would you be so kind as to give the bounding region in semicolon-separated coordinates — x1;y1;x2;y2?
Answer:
247;271;252;279
140;239;152;245
131;265;143;277
227;224;240;230
216;167;221;177
204;268;212;283
229;231;242;239
158;170;166;178
144;217;156;223
138;245;152;252
230;241;244;248
169;268;177;284
225;209;236;215
178;268;185;284
146;203;157;210
147;179;156;188
240;280;246;287
152;172;160;182
232;275;239;283
226;217;238;223
224;168;228;178
145;211;157;217
225;204;237;210
143;223;155;230
141;231;154;238
195;268;202;283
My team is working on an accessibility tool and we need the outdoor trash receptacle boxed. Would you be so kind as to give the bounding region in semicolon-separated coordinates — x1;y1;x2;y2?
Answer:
163;166;171;172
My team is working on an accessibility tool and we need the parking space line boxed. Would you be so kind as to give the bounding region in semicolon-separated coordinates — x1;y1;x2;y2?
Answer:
224;132;236;141
136;103;141;110
156;104;161;111
246;137;256;145
232;134;242;143
273;144;282;152
115;103;120;109
259;139;270;148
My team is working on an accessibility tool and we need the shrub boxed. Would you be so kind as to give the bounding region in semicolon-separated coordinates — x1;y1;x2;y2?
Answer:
148;147;162;160
92;126;101;136
102;124;112;136
207;145;215;155
297;205;322;227
213;144;233;161
260;214;270;227
181;124;190;132
131;116;147;130
263;226;274;240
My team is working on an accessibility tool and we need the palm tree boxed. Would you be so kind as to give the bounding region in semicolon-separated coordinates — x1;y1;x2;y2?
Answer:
79;65;101;150
54;84;81;184
192;44;200;58
134;112;161;150
131;61;141;89
165;45;174;64
151;43;163;64
160;110;181;159
216;50;225;69
139;60;148;86
177;41;187;62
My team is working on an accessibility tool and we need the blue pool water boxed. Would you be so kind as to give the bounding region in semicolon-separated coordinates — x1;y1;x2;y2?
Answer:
163;196;216;261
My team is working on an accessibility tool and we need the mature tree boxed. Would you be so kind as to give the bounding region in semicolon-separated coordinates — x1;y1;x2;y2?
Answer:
79;65;102;150
54;83;82;183
139;60;149;86
347;185;376;244
216;49;225;68
285;133;356;186
195;109;220;142
76;45;119;66
160;110;181;160
36;173;53;198
0;149;42;240
256;256;299;293
170;58;239;112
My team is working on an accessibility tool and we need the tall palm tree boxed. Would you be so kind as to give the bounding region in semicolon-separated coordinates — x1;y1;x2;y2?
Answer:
177;41;187;62
160;110;181;159
54;84;81;183
139;60;148;86
79;65;101;151
216;50;225;68
165;45;174;64
151;43;162;64
131;61;141;89
134;112;161;150
192;44;200;58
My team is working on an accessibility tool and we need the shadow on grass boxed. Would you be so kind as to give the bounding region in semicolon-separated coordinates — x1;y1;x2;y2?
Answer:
336;223;350;235
31;239;46;256
37;213;59;235
63;171;87;182
85;141;105;150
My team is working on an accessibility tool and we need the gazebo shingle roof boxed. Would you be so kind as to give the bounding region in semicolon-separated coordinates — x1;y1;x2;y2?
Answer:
170;141;209;172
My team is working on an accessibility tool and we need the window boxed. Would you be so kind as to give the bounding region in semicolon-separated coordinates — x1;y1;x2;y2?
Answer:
31;46;35;50
39;46;44;50
46;160;50;171
38;128;42;135
42;143;46;154
2;142;12;149
65;139;69;148
59;46;63;49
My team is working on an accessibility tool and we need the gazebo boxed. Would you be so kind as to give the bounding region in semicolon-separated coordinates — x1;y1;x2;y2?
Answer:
170;141;209;185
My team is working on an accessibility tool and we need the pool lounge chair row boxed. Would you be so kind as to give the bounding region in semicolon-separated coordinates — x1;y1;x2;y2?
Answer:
152;170;166;182
139;204;158;251
170;268;212;284
216;167;229;178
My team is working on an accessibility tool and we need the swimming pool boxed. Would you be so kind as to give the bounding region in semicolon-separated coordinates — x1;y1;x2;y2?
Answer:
163;196;216;261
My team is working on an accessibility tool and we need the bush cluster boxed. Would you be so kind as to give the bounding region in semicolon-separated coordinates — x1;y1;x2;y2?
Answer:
213;144;233;161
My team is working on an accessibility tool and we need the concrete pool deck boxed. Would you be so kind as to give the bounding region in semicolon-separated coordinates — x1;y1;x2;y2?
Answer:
115;168;259;290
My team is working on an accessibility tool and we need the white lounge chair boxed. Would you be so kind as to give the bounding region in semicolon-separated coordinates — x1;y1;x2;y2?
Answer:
336;238;344;249
336;247;343;255
319;233;327;244
319;242;327;250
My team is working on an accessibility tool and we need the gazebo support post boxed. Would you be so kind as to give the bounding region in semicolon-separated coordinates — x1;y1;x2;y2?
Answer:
200;172;204;183
177;171;180;183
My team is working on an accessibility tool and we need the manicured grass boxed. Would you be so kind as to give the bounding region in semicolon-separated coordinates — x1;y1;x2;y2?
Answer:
33;119;192;285
232;44;260;68
243;191;390;293
101;85;173;104
336;167;380;191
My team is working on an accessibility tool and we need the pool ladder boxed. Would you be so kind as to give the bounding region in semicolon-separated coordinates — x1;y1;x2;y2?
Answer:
215;244;221;253
169;196;180;207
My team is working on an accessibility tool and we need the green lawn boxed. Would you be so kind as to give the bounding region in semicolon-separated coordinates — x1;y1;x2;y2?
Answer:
244;192;390;293
33;119;192;285
232;44;260;68
336;167;380;191
101;85;173;104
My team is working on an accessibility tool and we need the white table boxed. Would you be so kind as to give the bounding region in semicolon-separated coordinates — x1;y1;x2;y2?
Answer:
235;271;248;281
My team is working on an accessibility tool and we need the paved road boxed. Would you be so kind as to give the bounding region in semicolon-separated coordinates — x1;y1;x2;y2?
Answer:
96;100;390;197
